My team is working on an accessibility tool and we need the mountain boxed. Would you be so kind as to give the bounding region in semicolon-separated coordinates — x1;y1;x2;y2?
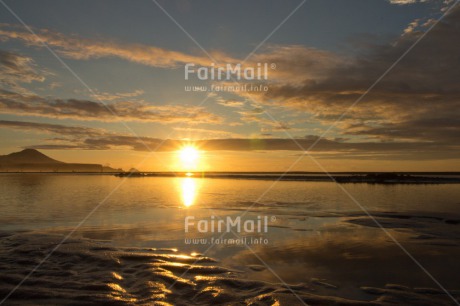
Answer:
0;149;122;173
0;149;63;164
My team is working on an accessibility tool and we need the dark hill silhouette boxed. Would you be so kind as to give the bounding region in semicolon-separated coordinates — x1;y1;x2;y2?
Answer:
0;149;121;173
0;149;63;164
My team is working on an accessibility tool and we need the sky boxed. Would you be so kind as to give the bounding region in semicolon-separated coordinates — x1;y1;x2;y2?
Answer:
0;0;459;172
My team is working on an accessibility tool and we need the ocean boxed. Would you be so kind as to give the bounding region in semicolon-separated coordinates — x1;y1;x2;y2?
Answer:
1;173;459;305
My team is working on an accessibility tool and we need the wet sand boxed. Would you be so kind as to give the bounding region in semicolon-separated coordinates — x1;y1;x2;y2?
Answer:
1;211;460;306
1;175;460;305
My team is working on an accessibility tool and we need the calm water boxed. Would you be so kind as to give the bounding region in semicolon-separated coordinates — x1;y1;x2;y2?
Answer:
1;173;460;301
1;173;460;228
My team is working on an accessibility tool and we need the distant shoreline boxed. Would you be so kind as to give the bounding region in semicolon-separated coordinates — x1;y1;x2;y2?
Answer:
1;171;460;175
114;172;460;184
0;171;460;184
2;171;459;184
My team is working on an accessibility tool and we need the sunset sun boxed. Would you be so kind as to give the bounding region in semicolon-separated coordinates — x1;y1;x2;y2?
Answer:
178;146;200;169
2;1;460;305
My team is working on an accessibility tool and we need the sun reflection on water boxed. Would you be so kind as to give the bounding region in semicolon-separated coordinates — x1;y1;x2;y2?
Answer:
181;177;197;207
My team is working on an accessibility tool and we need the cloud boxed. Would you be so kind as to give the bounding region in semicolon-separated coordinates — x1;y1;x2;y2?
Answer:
250;45;345;85
0;34;224;125
0;24;361;106
0;89;222;124
1;8;459;157
0;24;223;68
388;0;418;4
173;127;243;138
0;24;343;85
0;119;168;151
231;5;460;145
387;0;445;5
1;120;457;160
0;119;104;137
90;89;145;102
0;50;46;94
215;97;245;108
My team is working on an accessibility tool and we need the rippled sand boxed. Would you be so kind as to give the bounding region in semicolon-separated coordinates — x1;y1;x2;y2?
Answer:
1;232;458;305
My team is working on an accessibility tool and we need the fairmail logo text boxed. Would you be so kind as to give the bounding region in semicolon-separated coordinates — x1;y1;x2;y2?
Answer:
184;63;270;81
184;215;269;233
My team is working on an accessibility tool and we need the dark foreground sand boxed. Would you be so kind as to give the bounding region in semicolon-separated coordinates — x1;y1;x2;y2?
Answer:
0;231;458;305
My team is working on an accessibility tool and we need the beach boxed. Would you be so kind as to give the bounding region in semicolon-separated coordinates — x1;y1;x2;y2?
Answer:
1;231;458;305
1;0;460;304
0;174;459;305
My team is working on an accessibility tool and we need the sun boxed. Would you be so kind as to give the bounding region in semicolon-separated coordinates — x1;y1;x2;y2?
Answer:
178;146;200;168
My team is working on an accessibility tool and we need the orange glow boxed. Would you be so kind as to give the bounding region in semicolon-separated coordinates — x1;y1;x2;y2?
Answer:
178;145;200;170
181;177;197;207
